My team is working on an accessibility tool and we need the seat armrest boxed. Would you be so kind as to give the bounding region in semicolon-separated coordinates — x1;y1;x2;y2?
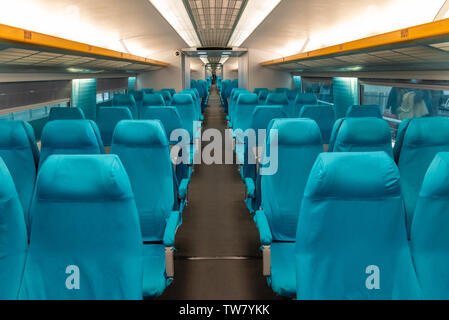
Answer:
163;211;181;247
179;179;189;200
255;210;272;245
245;177;256;199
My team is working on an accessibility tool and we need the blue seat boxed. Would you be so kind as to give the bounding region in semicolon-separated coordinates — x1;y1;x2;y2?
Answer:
295;152;421;300
142;107;191;184
275;88;289;94
39;120;105;168
253;119;323;298
0;120;39;221
233;94;259;133
48;107;85;121
394;117;449;235
299;105;335;145
184;88;202;116
328;118;393;156
254;88;266;96
346;105;383;118
142;93;165;107
130;91;144;112
293;93;318;118
258;89;269;105
411;152;449;299
20;155;143;300
180;90;202;121
112;94;137;118
164;88;176;97
0;158;27;300
111;121;183;298
142;88;155;94
159;90;173;106
286;89;299;102
238;106;287;184
228;89;250;125
265;93;290;117
172;94;198;140
96;107;133;147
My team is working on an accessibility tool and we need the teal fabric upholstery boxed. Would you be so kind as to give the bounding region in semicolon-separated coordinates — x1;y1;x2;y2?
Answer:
48;107;85;121
112;94;137;118
293;93;318;118
39;120;104;168
295;152;422;300
20;155;143;300
0;120;39;221
299;105;335;144
172;94;197;140
233;94;259;133
142;93;165;108
411;152;449;299
96;107;133;146
329;118;393;157
265;94;290;117
393;117;449;235
0;158;27;300
346;105;383;118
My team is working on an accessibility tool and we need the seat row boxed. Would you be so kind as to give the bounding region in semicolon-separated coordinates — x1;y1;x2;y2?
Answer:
0;117;200;299
239;114;449;299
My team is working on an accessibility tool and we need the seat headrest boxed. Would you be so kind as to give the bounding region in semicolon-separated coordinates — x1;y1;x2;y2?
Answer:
266;93;289;105
336;118;392;146
270;119;322;146
237;94;258;105
36;155;133;201
143;93;165;106
295;93;318;106
300;105;335;119
41;120;101;149
346;105;382;118
286;90;299;100
0;120;32;148
131;91;144;101
420;152;449;198
48;107;85;121
173;94;194;105
113;94;136;106
0;158;18;200
97;107;133;121
403;117;449;147
185;88;200;97
305;152;400;199
112;120;168;147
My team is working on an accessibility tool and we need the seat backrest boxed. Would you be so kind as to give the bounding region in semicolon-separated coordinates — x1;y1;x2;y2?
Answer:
230;89;250;118
233;94;259;132
142;107;183;144
296;152;421;300
330;118;393;157
299;105;336;144
111;121;175;242
141;88;154;94
254;88;266;96
21;155;143;300
286;89;300;101
292;93;319;118
411;152;449;299
250;106;287;132
39;120;104;168
0;158;27;300
142;93;165;107
346;105;383;119
96;107;133;147
172;94;197;139
261;119;323;241
48;107;85;121
112;94;137;118
159;90;173;105
266;93;290;117
275;88;289;93
180;90;201;120
0;120;39;218
394;117;449;235
130;90;144;103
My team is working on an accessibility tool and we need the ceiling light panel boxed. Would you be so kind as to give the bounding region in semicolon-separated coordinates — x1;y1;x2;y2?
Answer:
228;0;281;47
149;0;201;47
186;0;247;47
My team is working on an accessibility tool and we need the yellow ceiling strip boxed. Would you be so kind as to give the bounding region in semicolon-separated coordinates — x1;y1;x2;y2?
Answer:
261;18;449;66
0;23;169;67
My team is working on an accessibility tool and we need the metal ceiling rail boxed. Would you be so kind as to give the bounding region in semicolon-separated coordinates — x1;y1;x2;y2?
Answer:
0;23;169;67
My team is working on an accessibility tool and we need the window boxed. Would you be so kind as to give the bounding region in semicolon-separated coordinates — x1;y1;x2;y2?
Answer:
360;80;449;140
0;101;70;122
302;77;334;103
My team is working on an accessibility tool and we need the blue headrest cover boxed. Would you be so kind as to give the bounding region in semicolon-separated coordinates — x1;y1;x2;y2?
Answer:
42;120;100;149
404;117;449;147
336;118;391;145
113;94;136;106
97;107;133;120
113;120;168;147
173;94;194;105
295;93;318;105
0;158;17;199
300;105;334;117
49;107;85;120
237;94;258;105
36;155;133;201
266;93;288;105
420;152;449;198
0;120;31;148
305;152;400;199
270;119;322;146
143;94;165;106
